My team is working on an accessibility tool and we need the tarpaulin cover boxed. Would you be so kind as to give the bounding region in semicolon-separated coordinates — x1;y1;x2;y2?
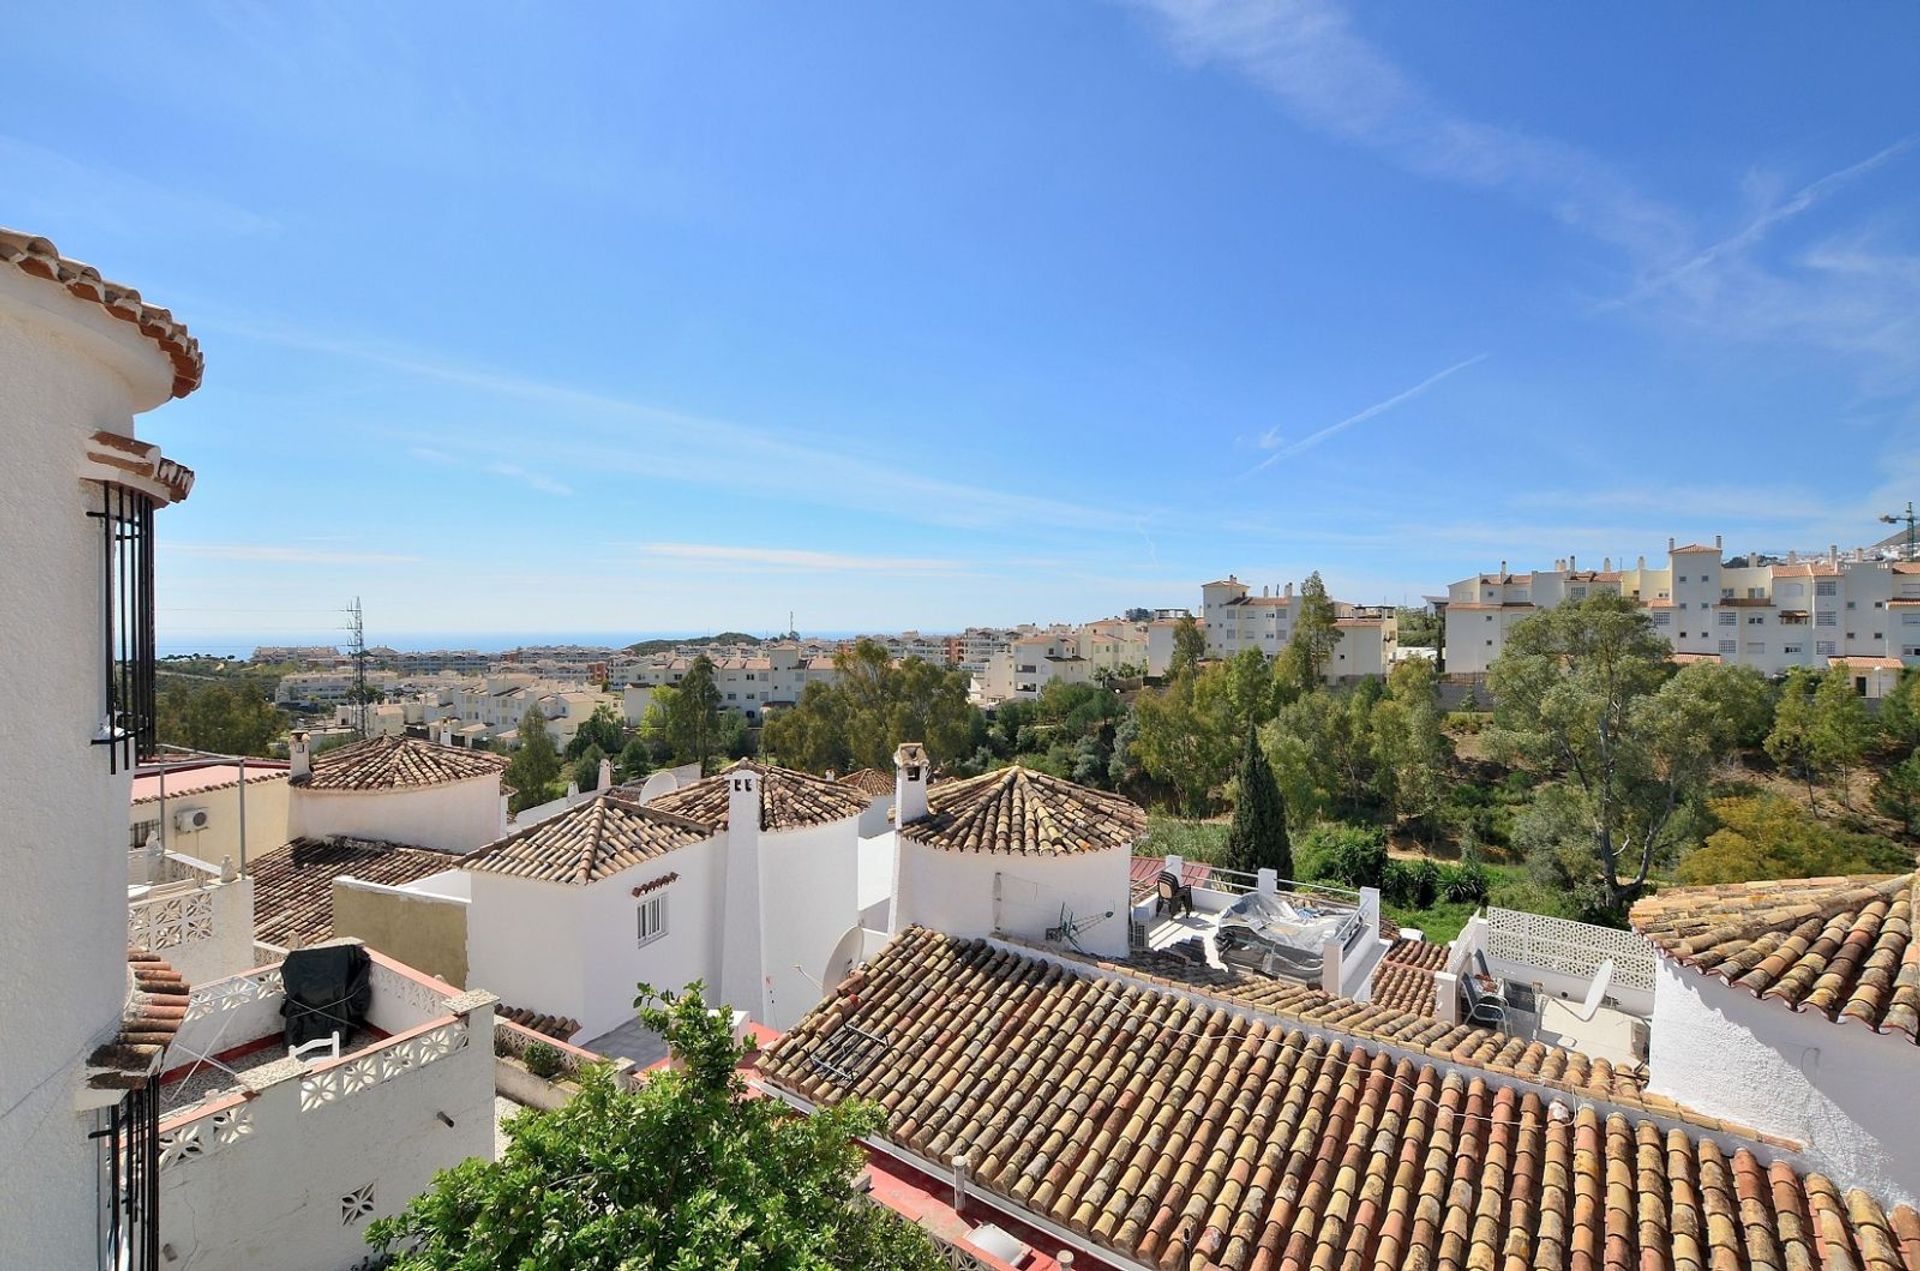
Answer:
280;942;372;1048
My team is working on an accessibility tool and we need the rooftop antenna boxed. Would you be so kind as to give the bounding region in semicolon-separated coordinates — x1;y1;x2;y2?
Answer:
1880;501;1917;561
347;596;369;739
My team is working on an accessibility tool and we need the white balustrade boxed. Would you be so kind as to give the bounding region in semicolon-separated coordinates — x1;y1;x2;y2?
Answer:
1484;907;1656;993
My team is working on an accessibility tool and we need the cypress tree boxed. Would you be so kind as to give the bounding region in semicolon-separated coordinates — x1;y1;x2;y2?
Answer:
1225;721;1292;878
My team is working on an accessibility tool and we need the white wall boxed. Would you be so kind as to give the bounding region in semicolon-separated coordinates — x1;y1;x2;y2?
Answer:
157;1003;496;1270
289;774;503;854
128;875;258;986
0;263;180;1270
464;838;725;1041
855;792;892;838
893;838;1132;958
133;774;291;871
755;818;861;1030
1646;957;1920;1205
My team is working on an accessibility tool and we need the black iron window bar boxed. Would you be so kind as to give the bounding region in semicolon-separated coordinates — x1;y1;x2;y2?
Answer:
91;1081;160;1271
88;481;157;773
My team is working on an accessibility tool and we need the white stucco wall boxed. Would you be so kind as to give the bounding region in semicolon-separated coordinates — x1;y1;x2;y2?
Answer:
1646;956;1920;1205
128;875;259;986
288;774;503;854
0;263;182;1270
134;775;291;871
755;817;861;1030
893;838;1132;958
464;838;724;1041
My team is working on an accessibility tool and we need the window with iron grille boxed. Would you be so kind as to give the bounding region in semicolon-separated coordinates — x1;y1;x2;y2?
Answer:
89;482;157;773
94;1081;160;1271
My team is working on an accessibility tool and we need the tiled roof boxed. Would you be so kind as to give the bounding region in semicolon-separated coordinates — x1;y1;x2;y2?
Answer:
763;929;1919;1271
1369;938;1449;1018
499;1005;581;1041
645;760;871;832
902;766;1146;856
251;837;465;948
839;767;895;798
1631;873;1919;1043
0;228;203;398
1831;656;1906;670
88;949;190;1090
294;735;509;791
131;760;290;806
1128;856;1212;905
1671;542;1721;554
463;789;711;885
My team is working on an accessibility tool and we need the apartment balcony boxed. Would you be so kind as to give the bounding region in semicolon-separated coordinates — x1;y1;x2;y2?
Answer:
152;942;496;1270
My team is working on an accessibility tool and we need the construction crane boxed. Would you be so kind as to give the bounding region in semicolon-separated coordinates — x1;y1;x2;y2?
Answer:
1881;502;1917;561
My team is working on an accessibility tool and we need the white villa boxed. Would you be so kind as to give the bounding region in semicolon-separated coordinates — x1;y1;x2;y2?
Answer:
1200;576;1398;679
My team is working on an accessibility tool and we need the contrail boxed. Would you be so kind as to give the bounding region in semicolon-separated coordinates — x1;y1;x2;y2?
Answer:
1245;353;1488;476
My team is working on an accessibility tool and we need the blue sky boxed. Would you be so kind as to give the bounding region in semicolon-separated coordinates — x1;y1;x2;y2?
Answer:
8;3;1920;647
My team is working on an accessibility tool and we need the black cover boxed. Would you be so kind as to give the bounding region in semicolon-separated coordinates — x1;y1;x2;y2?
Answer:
280;943;372;1049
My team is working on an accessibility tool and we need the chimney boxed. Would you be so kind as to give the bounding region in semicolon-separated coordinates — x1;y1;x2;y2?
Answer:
720;765;767;1022
1284;581;1294;598
1714;534;1723;550
1262;585;1269;598
438;722;453;746
1569;554;1577;571
1603;556;1612;572
1830;544;1839;567
290;731;311;781
1668;537;1676;552
1500;560;1508;576
1555;558;1565;573
598;756;614;790
895;743;930;827
1637;555;1646;570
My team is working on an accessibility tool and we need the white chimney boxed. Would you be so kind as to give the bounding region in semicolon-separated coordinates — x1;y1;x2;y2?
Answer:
895;743;930;827
598;756;613;790
1604;557;1612;572
1500;560;1508;576
290;731;311;781
1284;581;1294;598
1668;537;1676;552
1638;555;1646;570
1715;534;1723;550
720;765;766;1022
438;722;453;746
1569;554;1577;571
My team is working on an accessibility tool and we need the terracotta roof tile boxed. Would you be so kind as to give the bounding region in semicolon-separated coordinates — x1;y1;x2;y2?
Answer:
499;1005;581;1041
902;766;1146;855
0;228;203;398
88;949;190;1089
762;929;1920;1271
293;735;509;792
1631;872;1919;1043
463;789;711;884
839;767;895;797
646;760;870;831
251;837;464;948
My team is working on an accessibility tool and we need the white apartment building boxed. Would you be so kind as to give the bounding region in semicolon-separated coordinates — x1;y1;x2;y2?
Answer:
1442;536;1913;678
274;668;401;706
1199;576;1398;681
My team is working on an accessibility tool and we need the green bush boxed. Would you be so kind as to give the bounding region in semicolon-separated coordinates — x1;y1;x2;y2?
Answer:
1297;823;1388;889
1439;861;1491;904
522;1040;565;1080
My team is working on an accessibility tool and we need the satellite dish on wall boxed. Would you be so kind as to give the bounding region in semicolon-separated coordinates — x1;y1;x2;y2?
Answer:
636;770;680;803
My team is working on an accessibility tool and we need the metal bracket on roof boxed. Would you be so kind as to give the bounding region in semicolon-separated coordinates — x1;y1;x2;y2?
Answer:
806;1023;889;1085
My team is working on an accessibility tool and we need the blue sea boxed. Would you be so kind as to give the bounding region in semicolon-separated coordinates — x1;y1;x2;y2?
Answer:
158;630;867;660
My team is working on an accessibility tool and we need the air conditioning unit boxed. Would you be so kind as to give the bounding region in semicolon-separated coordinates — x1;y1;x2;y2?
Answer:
173;807;211;833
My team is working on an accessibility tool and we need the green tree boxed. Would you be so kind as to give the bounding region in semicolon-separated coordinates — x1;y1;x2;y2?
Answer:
617;735;654;783
1677;793;1911;885
1223;646;1278;730
1224;723;1292;877
368;984;945;1271
1489;594;1747;916
154;679;286;757
1810;668;1876;806
1132;669;1236;816
1370;659;1450;832
1263;687;1367;825
1167;614;1207;681
506;705;562;814
565;703;625;761
1874;748;1920;835
572;744;607;792
1765;668;1820;802
1277;571;1340;695
1879;669;1920;748
762;641;978;772
665;655;723;772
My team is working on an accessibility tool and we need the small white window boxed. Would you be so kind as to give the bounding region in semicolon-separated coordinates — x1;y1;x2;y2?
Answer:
637;894;668;947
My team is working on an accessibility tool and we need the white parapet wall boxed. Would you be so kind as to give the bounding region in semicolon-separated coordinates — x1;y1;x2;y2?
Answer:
155;954;497;1271
127;869;257;986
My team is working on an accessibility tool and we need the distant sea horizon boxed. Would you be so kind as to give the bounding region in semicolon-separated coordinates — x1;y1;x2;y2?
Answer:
158;630;875;660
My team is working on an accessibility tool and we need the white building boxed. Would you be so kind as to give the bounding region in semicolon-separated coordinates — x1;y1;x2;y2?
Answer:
1199;576;1398;681
889;750;1143;959
1442;537;1913;677
286;732;510;855
129;758;291;869
1632;871;1920;1205
0;227;204;1270
152;943;497;1269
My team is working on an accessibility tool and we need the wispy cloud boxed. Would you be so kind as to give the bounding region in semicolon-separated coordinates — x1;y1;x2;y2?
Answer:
484;462;573;497
1245;354;1485;475
164;544;423;566
211;316;1136;534
629;543;968;575
404;445;572;495
0;133;281;241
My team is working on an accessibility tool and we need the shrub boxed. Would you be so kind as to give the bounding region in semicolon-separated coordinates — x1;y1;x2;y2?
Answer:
522;1040;565;1080
1439;861;1491;904
1381;857;1441;908
1296;823;1387;889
